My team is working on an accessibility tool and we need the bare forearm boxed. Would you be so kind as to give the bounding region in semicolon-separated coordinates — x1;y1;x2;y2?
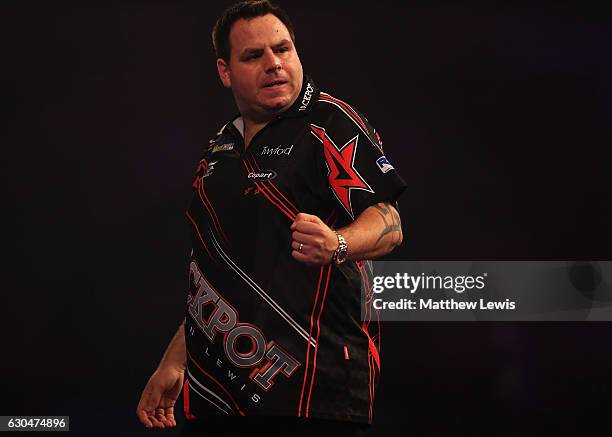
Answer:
339;202;403;261
158;319;187;372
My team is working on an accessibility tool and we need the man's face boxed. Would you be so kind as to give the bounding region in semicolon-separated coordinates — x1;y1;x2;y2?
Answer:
217;14;303;121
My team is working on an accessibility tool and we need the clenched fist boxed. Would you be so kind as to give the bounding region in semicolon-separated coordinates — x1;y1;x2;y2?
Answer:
290;213;339;266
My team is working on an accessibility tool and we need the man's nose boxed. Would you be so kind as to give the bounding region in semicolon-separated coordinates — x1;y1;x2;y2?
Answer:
263;48;281;73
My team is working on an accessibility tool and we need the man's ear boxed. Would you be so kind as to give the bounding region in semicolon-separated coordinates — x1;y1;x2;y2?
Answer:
217;58;231;88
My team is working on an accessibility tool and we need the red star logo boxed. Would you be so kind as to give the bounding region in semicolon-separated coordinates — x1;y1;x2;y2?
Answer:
311;124;373;218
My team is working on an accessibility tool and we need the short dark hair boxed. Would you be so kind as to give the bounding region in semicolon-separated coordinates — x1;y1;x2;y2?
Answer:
212;0;296;62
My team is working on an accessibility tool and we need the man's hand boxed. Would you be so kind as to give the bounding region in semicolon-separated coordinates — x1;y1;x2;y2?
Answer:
136;366;184;429
290;213;338;266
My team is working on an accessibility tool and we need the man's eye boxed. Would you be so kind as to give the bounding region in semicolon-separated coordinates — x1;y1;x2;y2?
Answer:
278;46;289;53
245;53;260;61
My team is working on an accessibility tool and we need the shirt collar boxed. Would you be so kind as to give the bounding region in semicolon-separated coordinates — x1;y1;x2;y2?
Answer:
223;74;319;141
278;74;319;118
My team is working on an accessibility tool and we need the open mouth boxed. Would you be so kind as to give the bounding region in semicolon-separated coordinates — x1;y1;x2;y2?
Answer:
264;80;287;88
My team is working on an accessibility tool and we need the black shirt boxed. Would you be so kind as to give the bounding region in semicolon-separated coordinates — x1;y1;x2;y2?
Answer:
184;75;407;423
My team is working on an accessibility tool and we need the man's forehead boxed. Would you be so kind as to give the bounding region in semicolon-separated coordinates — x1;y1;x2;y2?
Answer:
230;14;291;50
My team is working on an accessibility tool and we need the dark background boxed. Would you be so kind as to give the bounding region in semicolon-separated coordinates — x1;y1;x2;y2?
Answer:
4;1;612;436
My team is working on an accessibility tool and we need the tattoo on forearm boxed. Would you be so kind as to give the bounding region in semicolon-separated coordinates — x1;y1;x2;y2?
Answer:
373;203;401;244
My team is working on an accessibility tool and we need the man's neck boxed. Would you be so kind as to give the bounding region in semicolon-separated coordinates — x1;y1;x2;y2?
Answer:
243;118;270;149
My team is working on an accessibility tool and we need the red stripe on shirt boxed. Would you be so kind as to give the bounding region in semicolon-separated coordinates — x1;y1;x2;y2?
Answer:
297;265;325;417
305;265;333;417
242;159;296;221
361;322;381;371
249;156;299;215
187;351;246;416
319;92;368;132
185;210;215;261
197;177;230;245
183;379;197;419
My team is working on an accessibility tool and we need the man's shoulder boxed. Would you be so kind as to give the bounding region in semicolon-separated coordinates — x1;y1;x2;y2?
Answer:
309;91;384;151
311;91;370;130
204;116;241;152
312;91;361;116
210;117;240;141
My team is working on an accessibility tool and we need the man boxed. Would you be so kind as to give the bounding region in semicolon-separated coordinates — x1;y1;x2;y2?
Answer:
136;1;406;435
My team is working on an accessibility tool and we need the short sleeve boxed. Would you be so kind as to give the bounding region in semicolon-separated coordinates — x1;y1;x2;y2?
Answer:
311;96;407;222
